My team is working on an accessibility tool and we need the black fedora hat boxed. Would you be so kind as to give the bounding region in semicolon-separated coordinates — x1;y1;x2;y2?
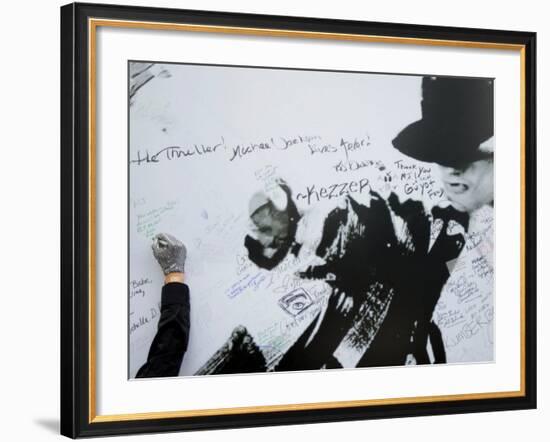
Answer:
392;76;494;168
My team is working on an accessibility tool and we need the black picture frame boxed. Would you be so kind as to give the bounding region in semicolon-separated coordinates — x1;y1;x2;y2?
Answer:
61;2;537;438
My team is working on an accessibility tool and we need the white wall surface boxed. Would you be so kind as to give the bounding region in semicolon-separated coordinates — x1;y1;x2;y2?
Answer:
0;0;546;440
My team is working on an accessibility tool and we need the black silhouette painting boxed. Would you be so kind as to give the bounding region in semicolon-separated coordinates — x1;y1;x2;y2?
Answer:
129;61;495;377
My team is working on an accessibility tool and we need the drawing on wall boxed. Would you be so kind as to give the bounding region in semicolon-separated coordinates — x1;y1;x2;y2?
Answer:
128;61;495;378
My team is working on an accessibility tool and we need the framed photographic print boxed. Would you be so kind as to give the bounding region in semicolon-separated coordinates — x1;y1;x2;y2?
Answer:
60;2;537;438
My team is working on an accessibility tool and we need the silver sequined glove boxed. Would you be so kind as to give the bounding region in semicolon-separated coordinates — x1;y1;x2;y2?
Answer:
151;233;187;275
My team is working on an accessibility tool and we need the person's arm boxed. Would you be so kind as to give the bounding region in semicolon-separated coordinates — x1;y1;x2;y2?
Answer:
135;234;190;378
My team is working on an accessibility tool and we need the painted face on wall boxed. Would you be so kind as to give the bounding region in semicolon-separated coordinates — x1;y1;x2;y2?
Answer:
438;137;495;213
250;203;291;249
439;158;494;213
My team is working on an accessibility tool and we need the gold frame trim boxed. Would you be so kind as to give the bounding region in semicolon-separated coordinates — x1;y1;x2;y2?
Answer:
88;18;527;424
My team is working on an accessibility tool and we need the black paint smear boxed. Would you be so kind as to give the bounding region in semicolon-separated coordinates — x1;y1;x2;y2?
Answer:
129;72;154;101
195;326;266;375
344;283;394;351
303;192;401;295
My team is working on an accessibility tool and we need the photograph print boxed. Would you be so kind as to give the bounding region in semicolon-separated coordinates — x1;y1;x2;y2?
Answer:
128;61;495;379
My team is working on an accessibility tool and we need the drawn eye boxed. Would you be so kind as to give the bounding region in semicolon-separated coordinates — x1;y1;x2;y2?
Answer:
287;294;306;306
279;289;313;316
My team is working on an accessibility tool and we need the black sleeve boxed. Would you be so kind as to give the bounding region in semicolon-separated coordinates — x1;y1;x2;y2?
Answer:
135;282;190;378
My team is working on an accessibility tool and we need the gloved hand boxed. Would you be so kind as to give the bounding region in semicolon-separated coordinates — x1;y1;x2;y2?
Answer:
152;233;187;275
